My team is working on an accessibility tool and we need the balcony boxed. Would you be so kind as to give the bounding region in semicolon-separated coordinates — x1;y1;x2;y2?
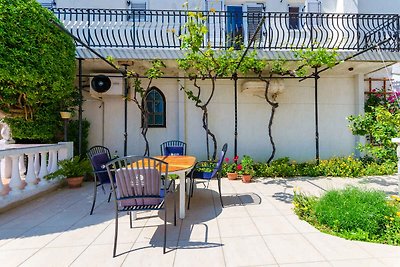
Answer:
52;8;400;53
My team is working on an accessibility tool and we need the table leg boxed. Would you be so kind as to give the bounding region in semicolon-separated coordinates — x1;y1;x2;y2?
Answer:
178;171;185;219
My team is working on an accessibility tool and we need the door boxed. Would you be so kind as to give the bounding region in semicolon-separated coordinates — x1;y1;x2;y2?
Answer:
226;6;244;49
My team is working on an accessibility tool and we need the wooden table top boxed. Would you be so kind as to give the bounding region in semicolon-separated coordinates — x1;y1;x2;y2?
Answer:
154;155;196;173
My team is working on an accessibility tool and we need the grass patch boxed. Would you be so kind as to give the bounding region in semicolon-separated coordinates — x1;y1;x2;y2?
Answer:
293;187;400;245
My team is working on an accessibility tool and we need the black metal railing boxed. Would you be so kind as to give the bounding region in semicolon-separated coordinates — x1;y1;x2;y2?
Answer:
52;8;400;51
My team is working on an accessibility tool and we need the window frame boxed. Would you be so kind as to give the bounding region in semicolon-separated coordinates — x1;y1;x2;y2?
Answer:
127;0;149;22
142;86;166;128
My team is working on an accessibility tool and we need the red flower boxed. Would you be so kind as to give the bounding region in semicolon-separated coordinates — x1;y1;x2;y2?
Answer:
225;157;229;162
237;164;243;171
233;156;239;162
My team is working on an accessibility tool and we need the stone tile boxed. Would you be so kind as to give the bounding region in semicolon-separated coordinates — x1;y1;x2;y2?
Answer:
1;226;66;250
20;245;86;267
175;238;224;267
70;244;130;267
355;240;400;258
245;202;282;217
285;214;320;233
280;262;331;267
122;241;176;266
216;205;249;219
217;217;259;238
92;222;142;245
330;258;386;267
179;219;220;242
0;227;28;247
378;257;400;267
263;234;325;264
0;248;40;266
46;224;108;248
221;236;276;266
304;232;371;261
253;215;298;235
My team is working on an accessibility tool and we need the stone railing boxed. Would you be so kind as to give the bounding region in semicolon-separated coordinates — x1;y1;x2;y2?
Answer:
0;142;73;203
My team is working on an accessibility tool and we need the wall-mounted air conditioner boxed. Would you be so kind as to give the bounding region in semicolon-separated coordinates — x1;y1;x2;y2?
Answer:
89;73;124;97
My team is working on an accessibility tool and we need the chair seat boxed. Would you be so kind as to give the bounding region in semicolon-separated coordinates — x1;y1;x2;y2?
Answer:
118;199;165;212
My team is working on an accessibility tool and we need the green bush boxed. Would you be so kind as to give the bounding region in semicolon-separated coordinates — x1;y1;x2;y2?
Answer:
0;0;76;142
293;187;400;245
348;106;400;163
67;119;90;157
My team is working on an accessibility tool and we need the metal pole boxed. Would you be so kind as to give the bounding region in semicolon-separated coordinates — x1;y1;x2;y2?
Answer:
233;73;238;158
314;67;320;163
78;58;83;156
63;119;68;142
123;64;129;156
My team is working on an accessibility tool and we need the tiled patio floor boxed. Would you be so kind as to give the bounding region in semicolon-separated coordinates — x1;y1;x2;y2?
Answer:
1;175;400;266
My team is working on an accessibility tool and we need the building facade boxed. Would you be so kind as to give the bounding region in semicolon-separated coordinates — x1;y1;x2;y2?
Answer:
38;0;400;162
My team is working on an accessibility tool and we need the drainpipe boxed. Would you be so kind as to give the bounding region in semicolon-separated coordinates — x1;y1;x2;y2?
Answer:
78;58;84;156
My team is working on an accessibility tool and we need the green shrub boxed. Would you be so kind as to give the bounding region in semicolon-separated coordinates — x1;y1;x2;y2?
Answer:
67;119;90;157
293;187;400;245
314;187;393;240
0;0;76;141
348;106;400;163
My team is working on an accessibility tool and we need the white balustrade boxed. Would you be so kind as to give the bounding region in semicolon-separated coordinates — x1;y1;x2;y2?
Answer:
0;142;73;199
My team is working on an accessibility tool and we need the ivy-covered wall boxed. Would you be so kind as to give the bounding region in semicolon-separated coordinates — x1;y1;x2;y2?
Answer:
0;0;76;142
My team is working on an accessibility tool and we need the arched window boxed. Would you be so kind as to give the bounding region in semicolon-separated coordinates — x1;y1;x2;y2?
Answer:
143;87;166;128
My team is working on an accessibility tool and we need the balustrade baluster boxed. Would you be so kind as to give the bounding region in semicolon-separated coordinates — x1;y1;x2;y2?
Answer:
0;156;4;198
49;149;58;173
38;151;49;184
25;153;37;190
9;155;22;194
34;152;40;177
19;155;26;176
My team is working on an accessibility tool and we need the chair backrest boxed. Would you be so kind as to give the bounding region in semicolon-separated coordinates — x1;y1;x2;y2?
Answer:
160;140;186;156
87;145;112;184
210;143;228;178
105;156;168;208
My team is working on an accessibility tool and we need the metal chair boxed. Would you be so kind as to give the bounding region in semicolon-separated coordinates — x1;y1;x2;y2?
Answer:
186;143;228;210
106;156;176;256
160;140;187;156
87;145;114;215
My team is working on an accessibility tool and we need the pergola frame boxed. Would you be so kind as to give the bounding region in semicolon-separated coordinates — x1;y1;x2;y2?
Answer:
51;19;393;162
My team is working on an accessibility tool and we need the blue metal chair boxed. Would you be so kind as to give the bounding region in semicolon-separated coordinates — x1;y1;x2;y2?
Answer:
186;143;228;210
105;156;176;256
160;140;186;156
87;145;114;215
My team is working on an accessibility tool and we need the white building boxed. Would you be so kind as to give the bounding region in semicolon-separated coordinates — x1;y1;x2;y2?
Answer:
39;0;400;162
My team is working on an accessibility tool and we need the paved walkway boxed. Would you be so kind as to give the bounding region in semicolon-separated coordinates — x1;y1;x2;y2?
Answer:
0;176;399;266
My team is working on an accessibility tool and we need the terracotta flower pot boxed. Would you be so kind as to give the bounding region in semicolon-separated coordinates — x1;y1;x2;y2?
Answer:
242;174;252;183
66;176;84;188
227;172;238;180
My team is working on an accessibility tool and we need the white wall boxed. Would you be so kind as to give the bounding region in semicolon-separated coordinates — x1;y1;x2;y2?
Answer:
83;64;360;162
358;0;400;14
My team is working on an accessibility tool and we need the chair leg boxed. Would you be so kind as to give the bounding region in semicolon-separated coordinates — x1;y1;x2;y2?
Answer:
187;178;194;210
90;182;98;215
113;210;119;257
108;191;112;203
129;212;133;228
163;202;167;254
173;180;176;226
217;177;224;208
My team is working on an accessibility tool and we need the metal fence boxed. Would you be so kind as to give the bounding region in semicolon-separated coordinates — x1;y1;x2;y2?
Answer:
52;8;400;51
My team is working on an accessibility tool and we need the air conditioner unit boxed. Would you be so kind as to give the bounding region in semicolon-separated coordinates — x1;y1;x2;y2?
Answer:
89;73;124;97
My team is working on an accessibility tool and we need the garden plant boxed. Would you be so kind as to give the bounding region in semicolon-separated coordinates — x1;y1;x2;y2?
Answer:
293;187;400;246
0;0;77;142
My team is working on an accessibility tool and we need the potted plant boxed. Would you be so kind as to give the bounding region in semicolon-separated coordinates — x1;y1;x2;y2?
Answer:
237;155;254;183
45;156;92;188
224;156;239;180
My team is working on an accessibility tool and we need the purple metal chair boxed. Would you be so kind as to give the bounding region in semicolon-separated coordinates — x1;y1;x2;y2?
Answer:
160;140;186;156
186;143;228;210
106;156;176;256
87;145;114;215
